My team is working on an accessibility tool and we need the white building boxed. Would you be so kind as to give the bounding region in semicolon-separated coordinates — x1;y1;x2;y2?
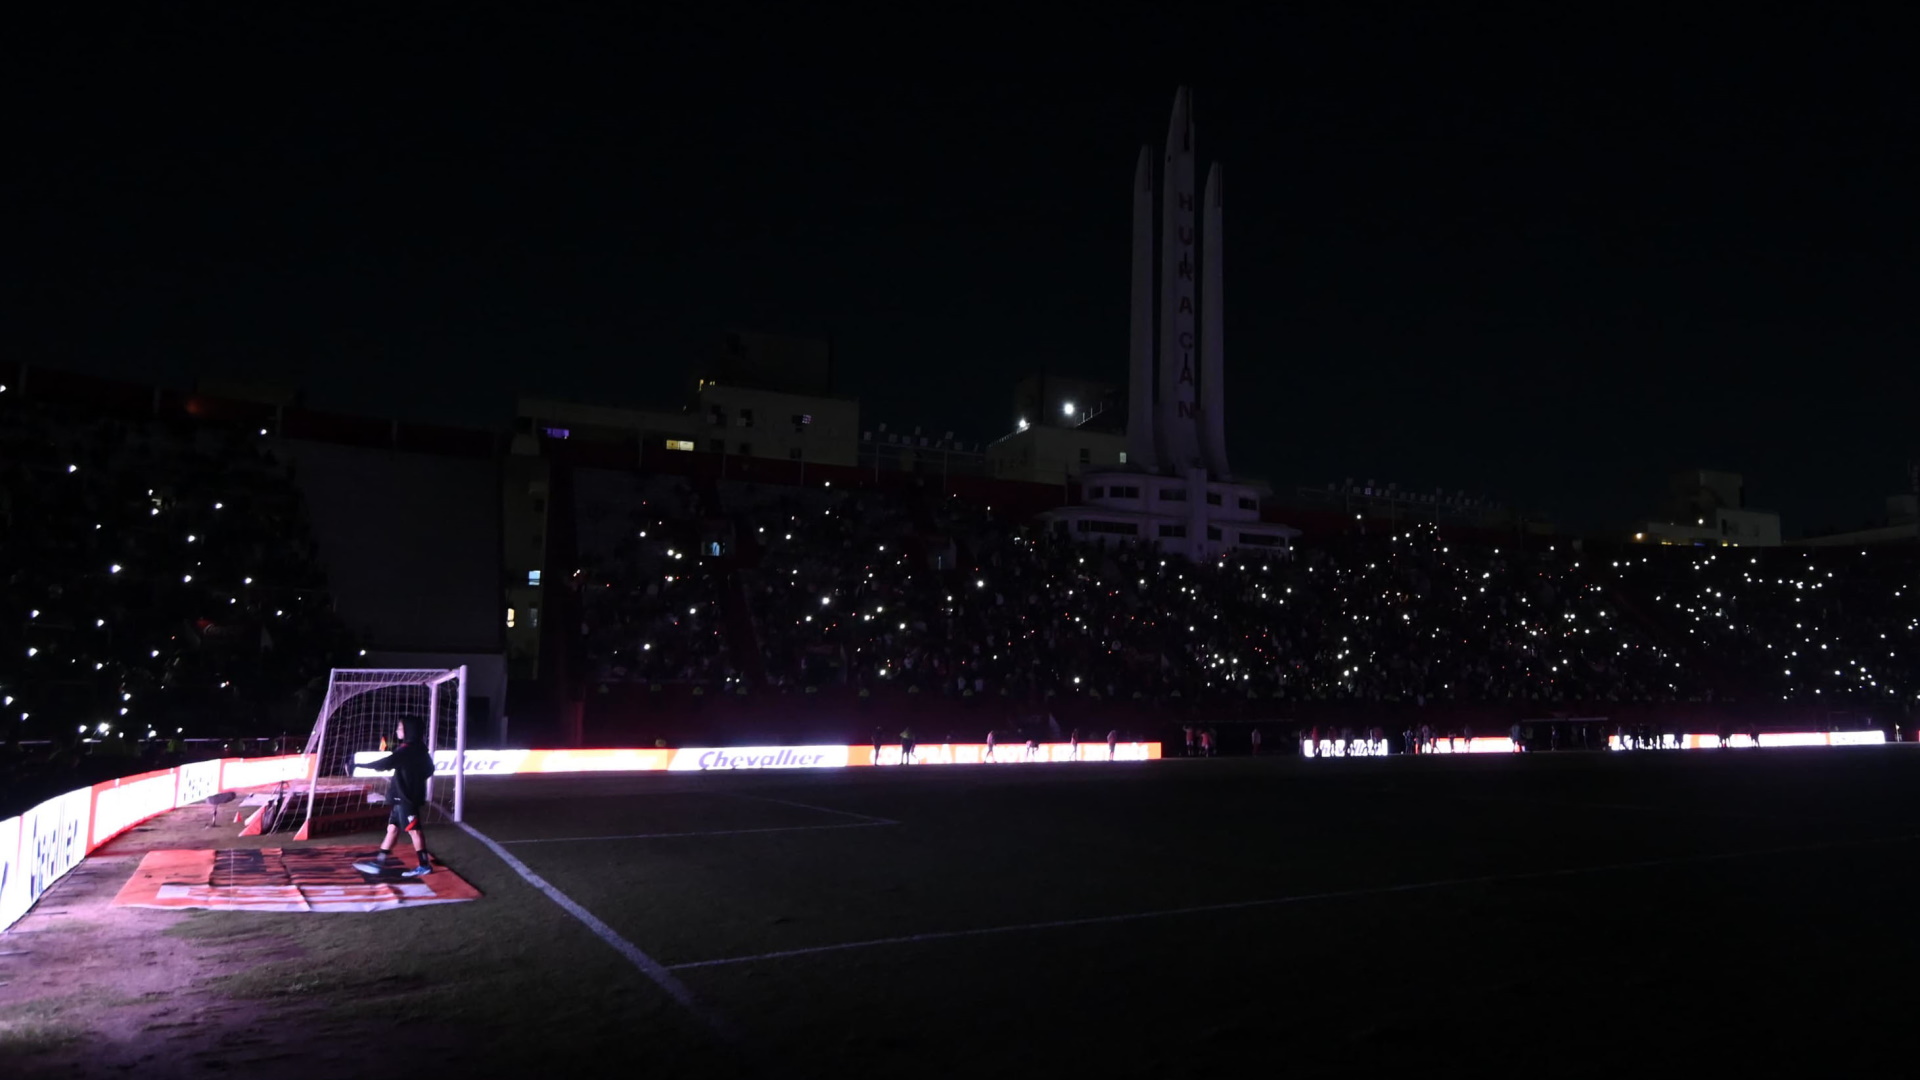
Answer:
1038;88;1297;561
1046;471;1295;556
1632;469;1781;547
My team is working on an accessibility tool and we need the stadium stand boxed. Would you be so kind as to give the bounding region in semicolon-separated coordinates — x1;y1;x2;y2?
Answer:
5;362;1915;775
562;478;1918;749
0;371;359;811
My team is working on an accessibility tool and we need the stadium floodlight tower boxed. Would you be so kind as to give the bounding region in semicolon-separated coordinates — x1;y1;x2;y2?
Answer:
292;666;468;839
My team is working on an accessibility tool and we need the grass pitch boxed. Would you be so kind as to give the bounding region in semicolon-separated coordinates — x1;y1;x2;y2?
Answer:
8;747;1920;1077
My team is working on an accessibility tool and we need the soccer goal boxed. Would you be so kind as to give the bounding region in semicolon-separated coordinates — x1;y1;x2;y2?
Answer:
283;667;468;839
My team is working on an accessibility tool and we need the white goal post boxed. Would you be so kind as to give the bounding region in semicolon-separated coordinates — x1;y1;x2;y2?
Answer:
289;667;468;839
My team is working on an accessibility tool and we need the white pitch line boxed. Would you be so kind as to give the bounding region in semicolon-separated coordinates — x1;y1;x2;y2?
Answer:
720;790;898;825
502;821;897;845
665;831;1918;972
455;820;734;1038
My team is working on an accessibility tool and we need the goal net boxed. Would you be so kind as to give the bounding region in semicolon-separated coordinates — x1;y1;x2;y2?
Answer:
280;667;468;839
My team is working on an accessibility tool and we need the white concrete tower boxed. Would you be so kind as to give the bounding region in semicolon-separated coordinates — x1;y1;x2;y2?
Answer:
1156;87;1202;471
1199;161;1230;479
1125;146;1158;472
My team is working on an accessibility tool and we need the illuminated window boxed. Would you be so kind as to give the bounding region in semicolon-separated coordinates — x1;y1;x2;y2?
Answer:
665;439;695;452
506;607;517;628
527;570;541;586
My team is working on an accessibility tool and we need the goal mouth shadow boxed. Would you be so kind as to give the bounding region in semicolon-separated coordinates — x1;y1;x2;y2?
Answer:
487;789;898;846
500;820;899;845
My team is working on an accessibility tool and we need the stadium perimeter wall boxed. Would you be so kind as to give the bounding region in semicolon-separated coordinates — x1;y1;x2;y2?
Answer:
0;754;311;933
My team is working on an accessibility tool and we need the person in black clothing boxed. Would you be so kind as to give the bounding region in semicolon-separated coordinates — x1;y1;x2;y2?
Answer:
352;720;436;877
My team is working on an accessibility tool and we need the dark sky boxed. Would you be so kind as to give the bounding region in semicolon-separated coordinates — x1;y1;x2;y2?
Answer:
15;7;1920;535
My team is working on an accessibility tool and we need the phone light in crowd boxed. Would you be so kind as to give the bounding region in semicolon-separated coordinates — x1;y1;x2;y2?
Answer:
1063;402;1076;416
95;619;104;627
29;609;37;619
68;464;78;473
213;502;223;509
110;564;121;574
244;577;253;584
24;648;34;657
182;574;192;583
358;649;367;657
187;534;196;543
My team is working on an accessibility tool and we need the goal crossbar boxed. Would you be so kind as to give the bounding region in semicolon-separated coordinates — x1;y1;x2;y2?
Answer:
293;666;469;838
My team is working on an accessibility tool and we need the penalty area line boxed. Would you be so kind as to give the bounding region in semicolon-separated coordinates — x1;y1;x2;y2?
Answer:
665;831;1920;972
502;821;898;845
455;820;735;1039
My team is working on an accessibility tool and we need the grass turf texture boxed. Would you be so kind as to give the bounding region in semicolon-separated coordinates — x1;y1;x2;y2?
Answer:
9;748;1920;1077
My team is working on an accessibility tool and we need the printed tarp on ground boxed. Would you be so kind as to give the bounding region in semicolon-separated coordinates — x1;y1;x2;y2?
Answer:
112;847;481;913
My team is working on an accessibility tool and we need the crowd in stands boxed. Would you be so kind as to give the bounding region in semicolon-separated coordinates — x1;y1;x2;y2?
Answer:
574;474;738;686
10;372;1918;780
577;481;1920;726
0;388;358;764
1616;545;1920;705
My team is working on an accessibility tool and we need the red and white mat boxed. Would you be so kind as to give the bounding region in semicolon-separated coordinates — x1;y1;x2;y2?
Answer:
112;847;481;913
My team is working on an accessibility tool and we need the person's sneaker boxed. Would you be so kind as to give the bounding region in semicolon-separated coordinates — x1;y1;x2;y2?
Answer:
352;852;397;875
401;863;433;878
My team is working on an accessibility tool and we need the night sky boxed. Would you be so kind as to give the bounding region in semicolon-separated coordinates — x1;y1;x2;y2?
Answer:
16;8;1919;535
